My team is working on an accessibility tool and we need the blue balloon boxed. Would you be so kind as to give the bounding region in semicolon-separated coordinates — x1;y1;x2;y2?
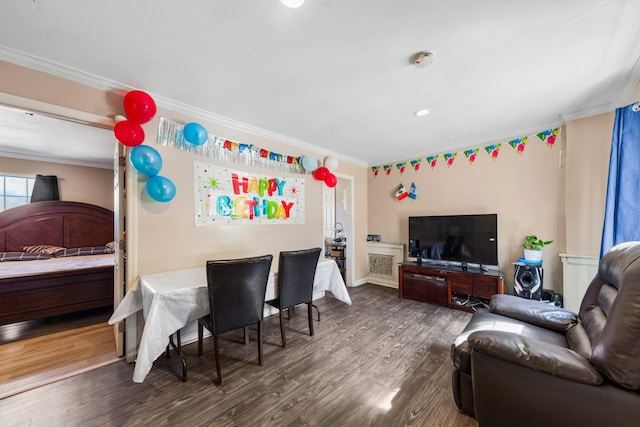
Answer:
302;155;318;171
183;122;208;145
146;175;176;202
130;145;163;176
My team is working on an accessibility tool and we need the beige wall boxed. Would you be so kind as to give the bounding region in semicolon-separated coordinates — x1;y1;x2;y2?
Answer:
0;157;113;210
0;61;121;118
0;60;370;287
367;80;640;295
563;113;613;256
128;111;369;283
367;132;565;294
3;58;638;297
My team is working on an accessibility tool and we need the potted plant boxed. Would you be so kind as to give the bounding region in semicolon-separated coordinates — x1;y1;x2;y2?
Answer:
522;235;553;262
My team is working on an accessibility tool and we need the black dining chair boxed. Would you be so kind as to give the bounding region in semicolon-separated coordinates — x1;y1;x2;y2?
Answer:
197;254;273;385
266;247;322;348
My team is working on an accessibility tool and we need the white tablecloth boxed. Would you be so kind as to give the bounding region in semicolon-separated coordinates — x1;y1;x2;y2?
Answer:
109;258;350;383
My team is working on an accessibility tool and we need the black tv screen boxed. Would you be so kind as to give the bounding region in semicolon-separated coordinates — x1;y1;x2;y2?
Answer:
408;214;498;266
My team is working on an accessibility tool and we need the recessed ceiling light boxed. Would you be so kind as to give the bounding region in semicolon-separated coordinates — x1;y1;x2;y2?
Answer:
414;109;431;117
281;0;305;8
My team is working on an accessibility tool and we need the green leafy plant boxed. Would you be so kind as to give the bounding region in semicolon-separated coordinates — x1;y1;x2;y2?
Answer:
522;235;553;251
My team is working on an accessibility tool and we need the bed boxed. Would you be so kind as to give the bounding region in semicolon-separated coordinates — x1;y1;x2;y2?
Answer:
0;201;115;325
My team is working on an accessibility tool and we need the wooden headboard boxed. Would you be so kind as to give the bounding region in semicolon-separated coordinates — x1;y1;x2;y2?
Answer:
0;201;114;252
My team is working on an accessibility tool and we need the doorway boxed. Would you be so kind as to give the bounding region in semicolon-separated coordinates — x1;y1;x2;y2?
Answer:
0;102;121;394
323;173;354;286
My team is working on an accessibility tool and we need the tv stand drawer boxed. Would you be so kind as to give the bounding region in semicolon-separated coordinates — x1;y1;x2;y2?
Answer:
399;263;503;312
401;273;448;306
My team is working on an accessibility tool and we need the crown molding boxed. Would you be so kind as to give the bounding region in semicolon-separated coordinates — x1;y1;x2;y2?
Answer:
0;150;112;169
0;48;367;167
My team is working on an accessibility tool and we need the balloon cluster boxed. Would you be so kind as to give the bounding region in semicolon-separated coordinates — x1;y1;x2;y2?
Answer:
115;90;176;203
114;90;156;147
301;155;339;188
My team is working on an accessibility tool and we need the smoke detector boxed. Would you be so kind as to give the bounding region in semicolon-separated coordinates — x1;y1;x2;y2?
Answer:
410;51;434;68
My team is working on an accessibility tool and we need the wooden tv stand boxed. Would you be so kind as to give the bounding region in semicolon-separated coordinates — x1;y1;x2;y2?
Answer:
398;262;503;312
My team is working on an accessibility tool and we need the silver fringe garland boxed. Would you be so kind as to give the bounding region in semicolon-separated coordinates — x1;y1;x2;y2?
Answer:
156;117;305;174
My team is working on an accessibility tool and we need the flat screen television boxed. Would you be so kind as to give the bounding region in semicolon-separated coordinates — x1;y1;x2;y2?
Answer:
408;214;498;267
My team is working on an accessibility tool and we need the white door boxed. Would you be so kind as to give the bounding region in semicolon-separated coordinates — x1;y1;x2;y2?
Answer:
323;187;336;244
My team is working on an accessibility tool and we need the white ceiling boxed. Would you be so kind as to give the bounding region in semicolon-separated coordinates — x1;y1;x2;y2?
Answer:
0;104;115;168
1;0;639;168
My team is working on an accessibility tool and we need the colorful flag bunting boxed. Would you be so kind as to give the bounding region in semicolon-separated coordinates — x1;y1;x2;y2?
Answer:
463;148;479;165
484;143;502;160
371;166;380;177
427;155;439;169
537;128;559;147
444;152;457;167
370;127;559;174
508;136;528;154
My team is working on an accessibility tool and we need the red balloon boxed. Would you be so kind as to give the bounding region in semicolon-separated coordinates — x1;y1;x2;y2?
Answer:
324;173;337;188
114;120;145;147
123;90;157;124
313;166;329;181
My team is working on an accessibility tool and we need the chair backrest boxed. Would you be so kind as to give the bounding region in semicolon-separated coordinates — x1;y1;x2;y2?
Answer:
277;248;322;309
579;241;640;389
206;254;273;335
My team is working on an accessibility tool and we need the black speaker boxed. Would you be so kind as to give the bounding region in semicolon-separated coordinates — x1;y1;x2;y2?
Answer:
513;264;543;300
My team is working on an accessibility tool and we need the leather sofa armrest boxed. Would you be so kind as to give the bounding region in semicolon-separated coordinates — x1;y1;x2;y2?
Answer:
468;330;603;385
490;294;578;332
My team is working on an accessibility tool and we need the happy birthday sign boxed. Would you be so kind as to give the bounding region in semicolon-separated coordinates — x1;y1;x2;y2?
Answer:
194;161;305;225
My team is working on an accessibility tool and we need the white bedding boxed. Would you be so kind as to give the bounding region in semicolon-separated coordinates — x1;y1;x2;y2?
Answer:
0;253;115;279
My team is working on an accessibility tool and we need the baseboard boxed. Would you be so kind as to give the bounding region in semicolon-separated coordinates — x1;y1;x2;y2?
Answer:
351;278;368;287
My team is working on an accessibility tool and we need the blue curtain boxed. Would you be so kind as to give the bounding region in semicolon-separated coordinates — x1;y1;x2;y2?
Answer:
600;102;640;257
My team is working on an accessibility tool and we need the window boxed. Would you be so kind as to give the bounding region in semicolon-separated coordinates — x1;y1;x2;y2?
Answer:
0;174;35;212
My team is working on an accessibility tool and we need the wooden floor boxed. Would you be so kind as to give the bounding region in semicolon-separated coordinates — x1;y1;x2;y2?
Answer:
0;284;478;427
0;307;120;399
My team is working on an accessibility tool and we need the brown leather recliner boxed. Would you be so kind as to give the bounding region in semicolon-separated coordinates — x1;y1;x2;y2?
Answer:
451;241;640;427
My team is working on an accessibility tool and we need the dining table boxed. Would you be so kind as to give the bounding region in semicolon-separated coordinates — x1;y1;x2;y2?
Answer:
108;257;351;383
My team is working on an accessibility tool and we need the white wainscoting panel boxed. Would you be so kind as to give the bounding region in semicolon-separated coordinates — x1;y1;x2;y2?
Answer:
366;242;404;288
559;253;599;312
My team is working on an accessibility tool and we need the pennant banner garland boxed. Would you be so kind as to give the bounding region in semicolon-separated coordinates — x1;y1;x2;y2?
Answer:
508;136;528;154
484;143;502;160
371;128;559;177
427;155;439;169
464;148;479;164
396;162;407;174
443;152;457;167
537;128;559;147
